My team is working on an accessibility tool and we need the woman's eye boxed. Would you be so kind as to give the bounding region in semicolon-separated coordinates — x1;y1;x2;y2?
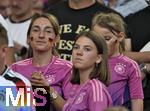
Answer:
104;36;111;41
84;48;91;51
32;28;39;32
105;38;110;41
45;30;52;33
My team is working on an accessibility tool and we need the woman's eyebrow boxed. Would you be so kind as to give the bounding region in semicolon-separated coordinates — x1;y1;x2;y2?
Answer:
45;26;53;29
32;25;53;29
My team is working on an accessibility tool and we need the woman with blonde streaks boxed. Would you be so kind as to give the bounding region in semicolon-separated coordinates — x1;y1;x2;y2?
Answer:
11;13;72;111
92;12;144;111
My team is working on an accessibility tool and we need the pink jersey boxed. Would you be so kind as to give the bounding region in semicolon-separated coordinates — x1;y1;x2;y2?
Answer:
63;79;112;111
11;56;72;110
108;54;144;108
11;56;72;96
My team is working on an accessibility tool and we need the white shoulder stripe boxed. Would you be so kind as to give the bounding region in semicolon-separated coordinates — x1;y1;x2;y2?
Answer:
123;57;141;77
90;80;96;101
90;79;103;102
13;59;31;65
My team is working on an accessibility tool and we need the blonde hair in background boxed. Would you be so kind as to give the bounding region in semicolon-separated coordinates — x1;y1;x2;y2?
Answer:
92;12;127;53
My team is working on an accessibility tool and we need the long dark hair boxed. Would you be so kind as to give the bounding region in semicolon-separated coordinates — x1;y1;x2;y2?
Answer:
71;31;110;86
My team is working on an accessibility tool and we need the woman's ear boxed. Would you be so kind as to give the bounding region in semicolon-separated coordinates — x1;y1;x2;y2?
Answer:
96;54;102;64
27;36;33;44
118;32;125;42
1;45;8;58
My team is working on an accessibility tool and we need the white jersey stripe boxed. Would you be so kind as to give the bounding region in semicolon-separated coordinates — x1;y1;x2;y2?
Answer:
123;56;141;77
98;80;103;101
90;79;103;102
90;80;96;102
94;79;103;101
94;79;100;101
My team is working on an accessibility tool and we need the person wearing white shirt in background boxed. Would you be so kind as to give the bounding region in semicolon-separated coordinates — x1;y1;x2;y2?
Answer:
0;0;12;18
0;23;35;111
0;14;15;65
6;0;34;61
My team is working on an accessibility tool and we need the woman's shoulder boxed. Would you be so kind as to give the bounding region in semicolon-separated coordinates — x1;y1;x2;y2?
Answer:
84;79;107;91
11;58;32;66
121;55;139;67
53;56;72;68
110;54;139;67
83;79;111;102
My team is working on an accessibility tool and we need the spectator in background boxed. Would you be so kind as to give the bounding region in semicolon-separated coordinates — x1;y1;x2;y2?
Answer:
6;0;34;61
123;0;150;64
96;1;150;110
96;0;150;64
0;0;12;18
0;0;15;65
0;23;35;111
32;0;44;14
44;0;62;10
46;0;116;61
92;12;144;111
125;0;149;53
0;14;15;65
125;0;150;110
97;0;148;17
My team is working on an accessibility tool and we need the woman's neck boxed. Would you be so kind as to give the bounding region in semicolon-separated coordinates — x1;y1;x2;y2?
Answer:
0;64;6;76
110;50;121;57
108;0;116;7
79;66;94;85
32;51;52;67
69;0;95;9
10;11;32;23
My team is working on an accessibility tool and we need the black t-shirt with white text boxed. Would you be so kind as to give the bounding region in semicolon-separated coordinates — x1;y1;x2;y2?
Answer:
46;1;115;60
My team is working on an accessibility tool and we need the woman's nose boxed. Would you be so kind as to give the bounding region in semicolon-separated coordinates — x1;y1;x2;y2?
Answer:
39;31;45;38
76;48;83;55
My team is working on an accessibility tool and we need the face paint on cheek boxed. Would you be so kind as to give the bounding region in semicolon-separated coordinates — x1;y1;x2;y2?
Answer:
30;36;34;41
114;40;118;44
48;38;54;43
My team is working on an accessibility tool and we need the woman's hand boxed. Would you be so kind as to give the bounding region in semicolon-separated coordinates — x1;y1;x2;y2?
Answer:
30;71;49;87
